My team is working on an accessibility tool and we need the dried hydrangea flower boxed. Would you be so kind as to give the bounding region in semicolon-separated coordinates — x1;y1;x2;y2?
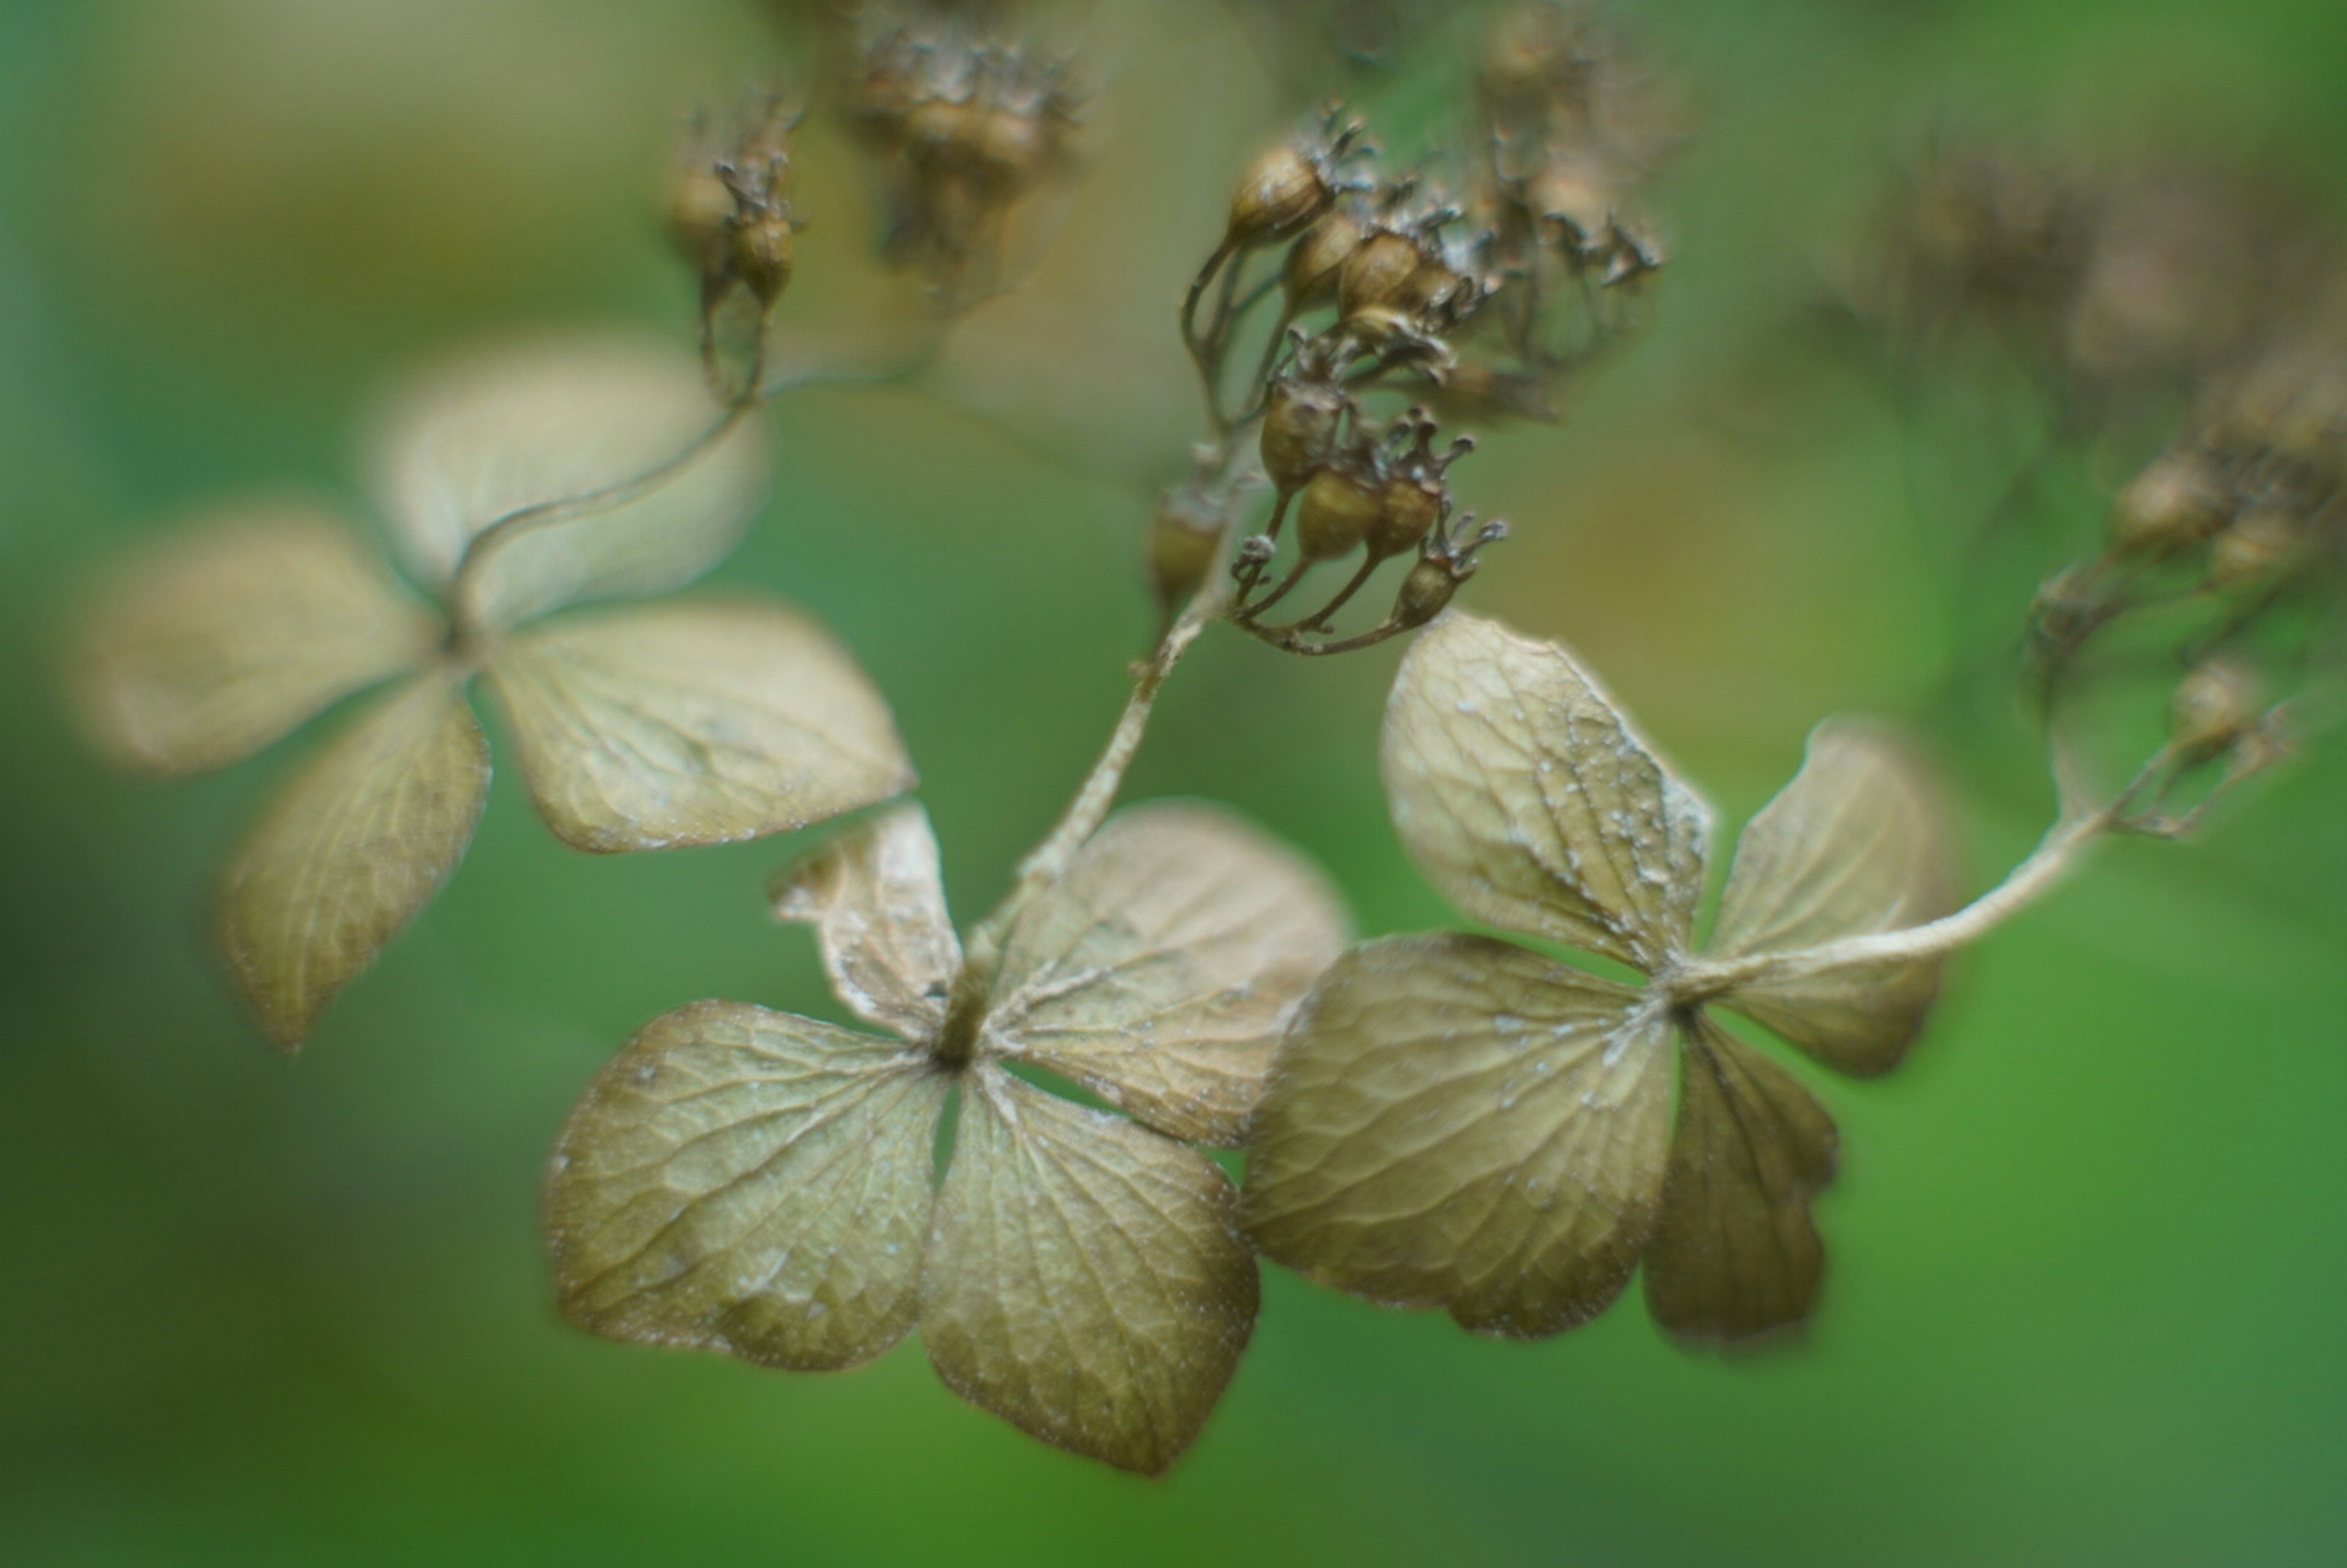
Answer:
546;799;1348;1473
1244;612;1956;1346
72;331;912;1049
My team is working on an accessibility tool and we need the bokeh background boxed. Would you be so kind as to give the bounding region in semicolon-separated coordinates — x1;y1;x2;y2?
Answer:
6;1;2346;1563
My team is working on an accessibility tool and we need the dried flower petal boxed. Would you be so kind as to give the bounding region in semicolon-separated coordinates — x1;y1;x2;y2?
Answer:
985;802;1350;1146
920;1067;1258;1476
1644;1015;1840;1346
1382;612;1712;972
1244;933;1673;1338
369;332;768;629
1711;722;1959;1075
546;1002;946;1372
485;596;914;853
771;803;963;1042
219;673;489;1048
72;503;435;774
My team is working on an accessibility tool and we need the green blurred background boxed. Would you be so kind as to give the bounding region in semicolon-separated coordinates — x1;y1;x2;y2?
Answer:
6;1;2346;1563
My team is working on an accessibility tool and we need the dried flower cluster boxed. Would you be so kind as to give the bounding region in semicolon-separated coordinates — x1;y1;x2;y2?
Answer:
67;0;2335;1486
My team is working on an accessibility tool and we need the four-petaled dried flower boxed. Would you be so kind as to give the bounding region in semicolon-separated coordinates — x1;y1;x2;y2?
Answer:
546;799;1348;1473
71;332;912;1048
1246;613;1956;1345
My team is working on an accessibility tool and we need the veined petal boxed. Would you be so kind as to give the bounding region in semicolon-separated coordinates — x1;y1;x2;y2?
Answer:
367;331;768;629
218;671;488;1049
546;1002;946;1372
1244;932;1673;1339
920;1066;1258;1476
771;803;962;1042
1711;720;1960;1075
485;596;914;853
1644;1013;1840;1347
1383;613;1712;972
986;802;1350;1146
72;502;435;774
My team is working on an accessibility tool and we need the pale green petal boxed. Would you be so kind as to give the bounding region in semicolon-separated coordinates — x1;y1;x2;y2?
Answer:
1712;720;1960;1075
368;331;768;628
485;596;914;853
219;672;488;1049
771;802;962;1042
1244;932;1672;1338
1644;1014;1840;1346
920;1067;1258;1476
72;502;435;774
547;1001;946;1372
1383;612;1712;972
986;801;1350;1146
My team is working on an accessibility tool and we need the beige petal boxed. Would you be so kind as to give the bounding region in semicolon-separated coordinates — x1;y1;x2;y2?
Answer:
985;802;1351;1147
1383;613;1713;972
1711;720;1960;1075
1644;1014;1840;1347
72;502;436;774
367;331;769;629
920;1066;1258;1476
546;1001;946;1372
771;803;963;1042
485;596;914;854
1243;932;1673;1339
219;672;488;1049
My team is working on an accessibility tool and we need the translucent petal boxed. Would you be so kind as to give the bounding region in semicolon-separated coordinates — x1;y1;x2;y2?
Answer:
218;672;488;1049
485;596;914;854
1711;720;1960;1075
1383;613;1713;972
1243;932;1673;1339
771;803;962;1042
986;802;1350;1146
920;1067;1258;1476
546;1001;946;1372
72;502;436;774
1644;1014;1840;1347
367;331;769;628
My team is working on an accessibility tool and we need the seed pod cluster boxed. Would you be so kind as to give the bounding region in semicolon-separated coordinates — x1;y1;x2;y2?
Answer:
669;95;803;319
837;3;1079;295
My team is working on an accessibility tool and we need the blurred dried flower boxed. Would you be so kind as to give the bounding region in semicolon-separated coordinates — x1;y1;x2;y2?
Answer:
72;334;911;1047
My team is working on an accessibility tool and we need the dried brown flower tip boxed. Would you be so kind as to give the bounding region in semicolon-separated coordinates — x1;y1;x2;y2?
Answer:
832;1;1080;299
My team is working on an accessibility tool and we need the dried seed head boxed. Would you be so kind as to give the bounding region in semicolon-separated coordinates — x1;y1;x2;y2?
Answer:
1295;462;1384;563
2170;658;2263;760
666;161;737;277
2207;507;2302;586
1145;460;1235;619
1339;229;1428;319
2111;452;2228;554
1284;211;1366;307
1260;374;1349;494
732;211;796;306
1229;142;1332;248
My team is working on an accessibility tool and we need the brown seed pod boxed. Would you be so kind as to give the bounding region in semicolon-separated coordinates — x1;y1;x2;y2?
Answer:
1392;556;1463;628
1284;212;1365;308
2111;452;2228;555
1369;475;1444;560
732;212;796;305
1147;499;1222;618
2170;659;2262;760
2208;507;2302;585
1339;230;1427;320
1260;379;1348;495
1229;144;1330;248
1295;464;1385;562
666;163;736;277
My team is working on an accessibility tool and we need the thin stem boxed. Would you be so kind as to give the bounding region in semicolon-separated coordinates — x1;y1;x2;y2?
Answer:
1672;805;2117;998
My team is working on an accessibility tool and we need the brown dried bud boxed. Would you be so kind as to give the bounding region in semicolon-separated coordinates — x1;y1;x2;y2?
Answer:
2170;659;2262;760
2208;507;2301;586
1370;475;1444;560
667;163;736;276
1229;143;1330;248
1339;230;1426;319
733;212;796;305
1147;493;1223;618
1392;556;1462;628
1284;212;1365;308
2112;453;2227;554
1261;378;1347;494
1295;464;1384;562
